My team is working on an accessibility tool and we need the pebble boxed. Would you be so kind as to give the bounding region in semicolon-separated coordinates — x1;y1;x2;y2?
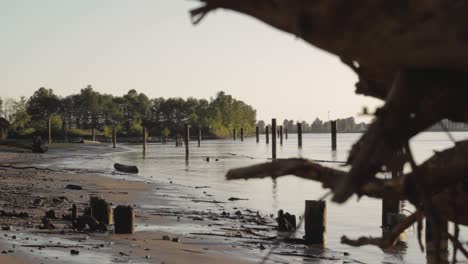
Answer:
70;249;79;255
1;226;11;231
162;235;171;241
172;237;179;243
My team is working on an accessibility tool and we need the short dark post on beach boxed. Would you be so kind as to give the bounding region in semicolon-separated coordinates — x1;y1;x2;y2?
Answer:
331;120;337;150
92;127;96;142
279;125;283;146
71;204;77;220
256;126;259;143
114;205;135;234
272;118;277;159
425;218;449;261
198;128;201;147
277;209;296;232
266;126;270;144
297;122;302;148
112;126;116;148
304;200;326;245
185;124;190;159
285;128;288;140
240;128;244;141
233;128;237;141
48;114;52;144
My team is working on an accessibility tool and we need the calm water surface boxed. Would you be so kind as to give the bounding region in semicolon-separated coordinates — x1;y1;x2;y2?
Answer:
52;132;468;264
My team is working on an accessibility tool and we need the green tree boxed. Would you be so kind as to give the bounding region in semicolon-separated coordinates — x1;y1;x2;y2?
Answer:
27;87;61;138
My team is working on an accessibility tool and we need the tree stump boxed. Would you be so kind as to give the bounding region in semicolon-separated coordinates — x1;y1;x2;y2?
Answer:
90;196;113;225
114;205;135;234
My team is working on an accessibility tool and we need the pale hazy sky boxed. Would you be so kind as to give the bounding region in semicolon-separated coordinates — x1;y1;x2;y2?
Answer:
0;0;381;122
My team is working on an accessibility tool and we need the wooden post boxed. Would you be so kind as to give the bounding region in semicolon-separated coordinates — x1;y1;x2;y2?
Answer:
71;204;77;220
90;196;113;225
48;114;52;144
381;174;401;239
279;125;283;146
255;126;259;143
63;119;68;143
114;205;135;234
185;124;190;159
285;128;288;140
112;126;116;148
277;210;296;232
92;127;96;142
198;128;201;147
266;126;269;144
297;122;302;148
143;127;147;153
240;128;244;142
425;218;449;262
272;119;277;160
304;200;326;244
331;120;337;150
233;128;237;141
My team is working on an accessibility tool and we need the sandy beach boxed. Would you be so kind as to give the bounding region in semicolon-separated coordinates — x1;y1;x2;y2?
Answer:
0;146;261;264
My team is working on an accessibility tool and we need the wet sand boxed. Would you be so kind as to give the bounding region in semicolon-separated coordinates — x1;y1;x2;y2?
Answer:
0;147;257;264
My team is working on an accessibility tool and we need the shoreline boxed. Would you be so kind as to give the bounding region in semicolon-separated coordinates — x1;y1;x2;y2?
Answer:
0;145;259;264
0;143;358;264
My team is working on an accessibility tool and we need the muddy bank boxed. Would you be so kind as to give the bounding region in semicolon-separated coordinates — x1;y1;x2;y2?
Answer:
0;155;256;264
0;144;362;264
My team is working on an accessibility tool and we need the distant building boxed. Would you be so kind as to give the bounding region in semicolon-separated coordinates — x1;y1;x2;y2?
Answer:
0;117;10;140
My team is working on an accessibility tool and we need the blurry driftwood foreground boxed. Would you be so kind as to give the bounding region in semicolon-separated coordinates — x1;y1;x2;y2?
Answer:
191;1;468;262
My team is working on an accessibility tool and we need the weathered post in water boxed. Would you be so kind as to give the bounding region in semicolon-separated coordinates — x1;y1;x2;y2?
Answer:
63;120;68;143
112;126;116;148
198;128;201;147
272;119;277;159
297;122;302;148
48;114;52;144
304;200;326;245
185;124;190;159
285;128;288;140
279;125;283;146
331;120;337;150
256;126;259;143
233;128;237;141
381;174;402;239
382;151;403;240
240;128;244;142
143;127;147;153
425;218;449;262
266;126;270;144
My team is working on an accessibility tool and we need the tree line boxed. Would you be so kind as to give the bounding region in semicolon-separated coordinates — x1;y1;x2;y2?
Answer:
0;87;257;140
256;117;368;133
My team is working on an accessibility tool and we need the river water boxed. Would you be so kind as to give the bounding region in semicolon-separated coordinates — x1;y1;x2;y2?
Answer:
50;132;468;264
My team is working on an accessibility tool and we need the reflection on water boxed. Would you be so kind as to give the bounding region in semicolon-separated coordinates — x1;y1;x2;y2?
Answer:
48;132;468;264
272;178;278;212
331;150;337;162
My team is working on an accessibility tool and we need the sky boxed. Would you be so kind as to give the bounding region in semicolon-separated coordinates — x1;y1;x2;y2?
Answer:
0;0;382;123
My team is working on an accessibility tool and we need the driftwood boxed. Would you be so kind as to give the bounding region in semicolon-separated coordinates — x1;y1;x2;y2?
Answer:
191;1;468;262
114;163;139;174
